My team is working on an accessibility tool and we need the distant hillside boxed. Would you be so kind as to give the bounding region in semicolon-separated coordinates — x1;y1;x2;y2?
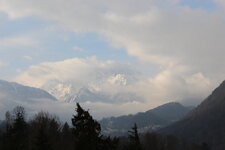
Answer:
0;80;57;102
160;80;225;150
0;80;57;118
99;102;193;136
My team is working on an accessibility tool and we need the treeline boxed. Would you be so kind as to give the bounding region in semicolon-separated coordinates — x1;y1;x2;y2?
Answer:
0;103;210;150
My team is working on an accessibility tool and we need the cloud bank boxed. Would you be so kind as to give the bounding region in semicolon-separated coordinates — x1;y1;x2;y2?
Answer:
15;57;214;119
0;0;225;118
0;0;225;71
1;0;225;77
0;36;38;47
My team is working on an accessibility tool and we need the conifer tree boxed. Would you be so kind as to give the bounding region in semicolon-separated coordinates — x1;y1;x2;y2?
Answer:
71;103;101;150
2;111;13;150
30;112;60;150
62;122;70;135
8;106;28;150
127;123;143;150
201;142;211;150
61;122;74;150
35;124;51;150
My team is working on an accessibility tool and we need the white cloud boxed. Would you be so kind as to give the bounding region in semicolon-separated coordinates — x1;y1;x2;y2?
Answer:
0;36;38;47
107;74;127;86
0;96;75;122
15;57;135;87
23;55;33;60
0;61;7;67
72;46;83;51
14;57;216;118
0;0;224;75
15;57;140;96
1;0;225;117
214;0;225;8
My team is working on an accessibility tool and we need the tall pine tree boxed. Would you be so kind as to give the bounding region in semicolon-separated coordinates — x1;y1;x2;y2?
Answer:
126;123;143;150
72;103;101;150
3;106;29;150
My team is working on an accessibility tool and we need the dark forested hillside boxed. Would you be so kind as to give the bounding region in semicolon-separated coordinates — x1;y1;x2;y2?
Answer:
100;102;193;136
160;80;225;150
0;104;207;150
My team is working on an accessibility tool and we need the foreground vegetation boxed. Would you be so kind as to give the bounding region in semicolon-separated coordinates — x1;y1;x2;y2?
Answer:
0;103;210;150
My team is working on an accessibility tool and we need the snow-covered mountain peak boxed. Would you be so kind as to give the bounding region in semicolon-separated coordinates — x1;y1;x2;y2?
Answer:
42;77;141;104
107;74;127;86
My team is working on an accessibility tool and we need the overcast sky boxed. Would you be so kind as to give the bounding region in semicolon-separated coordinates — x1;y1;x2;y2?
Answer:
1;0;225;119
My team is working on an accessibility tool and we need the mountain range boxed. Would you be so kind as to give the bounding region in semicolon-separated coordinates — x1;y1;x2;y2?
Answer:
99;102;193;136
160;80;225;150
3;78;225;150
0;80;57;118
0;80;57;102
0;79;193;135
0;80;225;150
42;80;143;103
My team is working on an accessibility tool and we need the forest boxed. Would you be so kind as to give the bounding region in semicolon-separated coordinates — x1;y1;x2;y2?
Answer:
0;103;210;150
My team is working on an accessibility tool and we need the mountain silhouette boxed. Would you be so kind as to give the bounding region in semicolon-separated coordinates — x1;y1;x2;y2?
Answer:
100;102;192;136
160;80;225;150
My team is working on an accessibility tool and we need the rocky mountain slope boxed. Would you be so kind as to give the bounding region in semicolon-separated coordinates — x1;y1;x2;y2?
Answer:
42;76;142;103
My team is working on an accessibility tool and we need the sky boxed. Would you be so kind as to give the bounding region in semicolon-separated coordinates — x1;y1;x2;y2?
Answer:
1;0;225;119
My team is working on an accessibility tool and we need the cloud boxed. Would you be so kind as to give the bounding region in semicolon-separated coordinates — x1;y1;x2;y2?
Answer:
214;0;225;8
1;0;225;117
15;57;141;100
0;36;38;47
0;61;7;67
14;57;215;118
15;57;137;87
0;96;74;122
0;95;145;121
72;46;84;51
23;55;33;61
0;0;224;76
